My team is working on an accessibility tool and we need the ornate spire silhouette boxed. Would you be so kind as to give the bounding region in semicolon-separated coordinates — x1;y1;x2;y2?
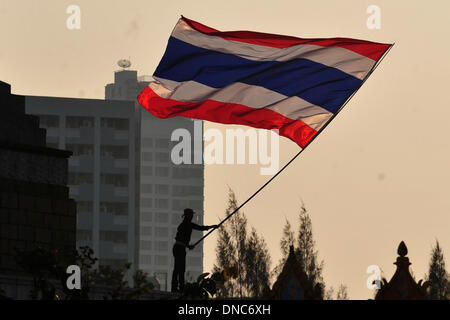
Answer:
269;246;322;300
375;241;429;300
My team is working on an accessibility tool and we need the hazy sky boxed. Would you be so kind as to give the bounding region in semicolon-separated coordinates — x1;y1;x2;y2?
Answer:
1;0;449;299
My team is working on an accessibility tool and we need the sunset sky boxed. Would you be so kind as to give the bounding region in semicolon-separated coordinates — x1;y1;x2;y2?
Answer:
1;0;449;299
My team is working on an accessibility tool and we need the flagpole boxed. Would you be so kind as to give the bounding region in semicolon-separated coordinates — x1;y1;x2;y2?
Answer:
191;43;395;249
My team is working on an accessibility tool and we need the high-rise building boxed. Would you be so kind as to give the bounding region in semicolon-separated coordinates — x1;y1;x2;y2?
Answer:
23;64;204;290
24;96;139;273
105;65;205;291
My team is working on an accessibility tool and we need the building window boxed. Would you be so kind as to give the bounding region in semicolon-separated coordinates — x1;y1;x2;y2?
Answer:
172;168;183;179
155;255;168;265
142;138;153;148
76;201;93;213
155;152;170;163
155;212;169;223
66;116;94;128
155;241;168;252
141;226;152;236
187;256;202;266
68;172;93;185
66;144;94;156
39;115;59;128
76;229;92;241
141;152;153;162
155;227;168;238
101;117;129;130
140;255;152;264
172;185;203;196
155;167;169;177
100;173;128;187
141;198;153;208
141;211;153;222
100;145;129;159
100;231;127;243
189;200;203;210
155;138;169;149
172;167;203;179
140;241;152;251
172;199;189;211
141;166;153;175
155;184;169;195
155;198;169;209
141;184;153;194
100;202;128;215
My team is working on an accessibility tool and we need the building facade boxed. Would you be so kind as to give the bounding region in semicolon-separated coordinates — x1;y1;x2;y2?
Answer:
22;66;205;291
25;96;139;272
105;68;205;290
0;80;75;278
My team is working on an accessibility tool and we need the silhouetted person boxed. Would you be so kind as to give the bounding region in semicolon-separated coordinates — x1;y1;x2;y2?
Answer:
171;208;218;293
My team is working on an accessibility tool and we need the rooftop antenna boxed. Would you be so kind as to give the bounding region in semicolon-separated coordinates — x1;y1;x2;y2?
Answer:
117;59;131;70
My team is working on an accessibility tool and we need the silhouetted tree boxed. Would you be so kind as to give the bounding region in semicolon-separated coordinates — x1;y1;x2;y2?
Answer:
213;188;271;298
273;219;295;278
280;219;295;258
213;222;236;297
126;269;154;299
91;263;131;299
324;286;334;300
427;240;450;300
336;284;349;300
326;284;349;300
295;203;325;299
213;188;247;297
272;204;326;299
14;245;153;300
244;228;271;297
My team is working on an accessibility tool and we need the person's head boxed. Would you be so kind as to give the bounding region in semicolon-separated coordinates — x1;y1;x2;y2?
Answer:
183;208;195;221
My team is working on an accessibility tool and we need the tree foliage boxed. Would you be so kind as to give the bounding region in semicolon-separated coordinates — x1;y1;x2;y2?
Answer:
274;203;326;299
325;284;349;300
336;284;349;300
273;218;295;277
244;228;271;297
14;245;153;300
427;240;450;300
182;272;226;299
294;204;325;299
213;188;271;298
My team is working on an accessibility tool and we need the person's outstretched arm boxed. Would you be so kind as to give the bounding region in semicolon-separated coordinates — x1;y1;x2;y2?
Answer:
191;223;218;231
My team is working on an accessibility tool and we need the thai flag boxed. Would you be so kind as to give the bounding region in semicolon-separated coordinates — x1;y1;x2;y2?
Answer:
138;17;392;148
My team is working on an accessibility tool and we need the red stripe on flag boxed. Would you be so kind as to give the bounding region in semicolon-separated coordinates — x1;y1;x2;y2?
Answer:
181;16;390;61
138;86;317;148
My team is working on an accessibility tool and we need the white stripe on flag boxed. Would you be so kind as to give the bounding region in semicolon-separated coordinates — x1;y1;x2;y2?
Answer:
149;79;333;131
172;19;375;80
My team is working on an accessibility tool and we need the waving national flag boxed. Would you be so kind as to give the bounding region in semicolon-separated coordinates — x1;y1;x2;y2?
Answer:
138;16;392;148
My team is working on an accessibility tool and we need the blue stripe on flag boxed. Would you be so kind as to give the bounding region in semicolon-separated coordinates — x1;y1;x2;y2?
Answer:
154;37;362;114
